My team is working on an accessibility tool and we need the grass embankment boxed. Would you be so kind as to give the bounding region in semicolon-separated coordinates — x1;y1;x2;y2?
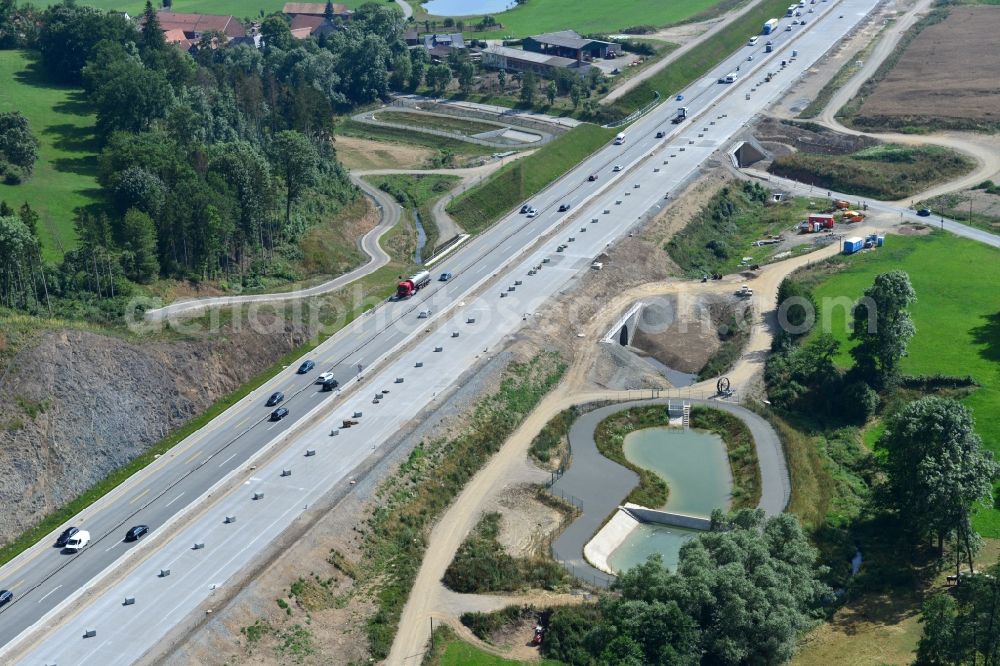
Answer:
420;0;723;39
697;305;752;381
446;124;615;234
769;143;975;201
798;32;884;119
594;405;761;510
337;119;496;163
442;512;568;593
603;0;796;120
800;233;1000;535
666;180;813;277
364;173;461;254
529;407;576;469
0;50;100;261
373;110;502;137
363;352;566;660
423;625;562;666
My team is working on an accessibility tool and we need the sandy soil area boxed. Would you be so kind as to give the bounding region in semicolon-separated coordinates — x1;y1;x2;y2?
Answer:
335;135;436;171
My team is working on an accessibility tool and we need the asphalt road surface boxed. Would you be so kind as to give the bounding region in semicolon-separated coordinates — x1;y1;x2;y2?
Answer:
0;0;927;661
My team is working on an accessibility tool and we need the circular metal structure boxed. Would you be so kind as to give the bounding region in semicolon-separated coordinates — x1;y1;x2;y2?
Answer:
717;377;731;394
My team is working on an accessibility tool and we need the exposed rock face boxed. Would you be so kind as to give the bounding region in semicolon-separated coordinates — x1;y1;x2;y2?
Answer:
0;317;308;544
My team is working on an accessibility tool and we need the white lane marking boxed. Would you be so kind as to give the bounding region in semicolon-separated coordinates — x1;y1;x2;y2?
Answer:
218;452;239;468
105;542;121;553
37;585;62;603
165;492;186;508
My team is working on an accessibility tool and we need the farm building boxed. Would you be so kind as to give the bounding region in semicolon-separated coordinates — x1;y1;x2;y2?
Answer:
289;13;339;38
522;30;615;61
481;45;593;78
153;10;246;41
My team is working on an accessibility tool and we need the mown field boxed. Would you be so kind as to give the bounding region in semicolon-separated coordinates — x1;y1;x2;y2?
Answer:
416;0;728;39
446;123;614;234
807;232;1000;535
0;50;100;261
74;0;374;19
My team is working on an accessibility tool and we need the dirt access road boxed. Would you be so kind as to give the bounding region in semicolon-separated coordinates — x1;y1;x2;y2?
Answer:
387;234;854;665
811;0;1000;202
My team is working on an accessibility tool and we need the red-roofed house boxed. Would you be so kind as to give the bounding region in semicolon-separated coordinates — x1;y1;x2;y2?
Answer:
154;10;247;41
288;13;338;38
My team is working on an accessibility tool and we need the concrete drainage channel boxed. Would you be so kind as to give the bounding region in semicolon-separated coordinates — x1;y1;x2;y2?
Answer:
547;398;789;587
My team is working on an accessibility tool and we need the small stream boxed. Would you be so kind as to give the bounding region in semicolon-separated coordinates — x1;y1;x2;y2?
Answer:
412;208;427;265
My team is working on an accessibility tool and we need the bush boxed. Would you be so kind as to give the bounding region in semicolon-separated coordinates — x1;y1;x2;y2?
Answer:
529;408;576;464
899;374;978;390
461;605;534;641
621;24;656;34
839;381;880;424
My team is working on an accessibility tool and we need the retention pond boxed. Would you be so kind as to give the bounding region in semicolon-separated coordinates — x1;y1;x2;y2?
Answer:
607;427;732;573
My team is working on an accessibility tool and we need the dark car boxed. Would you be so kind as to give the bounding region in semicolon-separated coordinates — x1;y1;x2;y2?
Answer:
588;174;598;182
558;203;570;212
0;590;12;607
656;131;665;138
520;204;530;214
321;378;340;392
266;391;284;407
55;526;79;548
297;360;315;374
124;525;149;542
917;208;932;217
439;271;453;282
270;407;289;421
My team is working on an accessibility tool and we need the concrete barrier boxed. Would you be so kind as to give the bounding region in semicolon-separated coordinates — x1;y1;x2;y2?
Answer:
622;503;712;530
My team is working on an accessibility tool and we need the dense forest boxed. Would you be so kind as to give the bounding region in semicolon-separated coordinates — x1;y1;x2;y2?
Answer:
0;0;420;320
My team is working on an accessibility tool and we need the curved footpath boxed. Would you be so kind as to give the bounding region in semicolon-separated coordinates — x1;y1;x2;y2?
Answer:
550;398;788;587
143;175;399;322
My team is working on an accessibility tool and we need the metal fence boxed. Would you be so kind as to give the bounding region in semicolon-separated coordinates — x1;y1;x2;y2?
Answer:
603;91;661;129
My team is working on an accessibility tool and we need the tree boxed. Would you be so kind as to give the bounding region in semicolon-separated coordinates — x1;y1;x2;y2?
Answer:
111;166;166;218
409;46;428;91
457;60;475;92
497;67;506;92
260;14;293;51
916;593;959;666
544;510;831;665
456;19;464;32
120;208;160;283
0;215;41;309
37;4;135;83
879;397;999;570
427;63;452;95
269;130;319;230
520;71;536;105
140;0;165;53
916;565;1000;666
0;111;39;179
323;0;335;21
545;80;556;105
569;82;582;109
389;53;412;91
850;270;916;387
90;59;175;137
18;202;39;240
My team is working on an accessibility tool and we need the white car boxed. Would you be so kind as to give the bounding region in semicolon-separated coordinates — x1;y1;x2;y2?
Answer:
785;24;792;30
526;210;538;218
612;165;623;172
64;530;90;552
316;371;334;383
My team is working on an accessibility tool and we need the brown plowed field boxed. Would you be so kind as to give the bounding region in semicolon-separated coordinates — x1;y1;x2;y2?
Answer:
857;6;1000;125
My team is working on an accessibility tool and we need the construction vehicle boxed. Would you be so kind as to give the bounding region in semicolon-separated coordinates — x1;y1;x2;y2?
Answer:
395;270;431;299
342;419;359;428
833;199;850;210
671;107;688;123
843;210;865;223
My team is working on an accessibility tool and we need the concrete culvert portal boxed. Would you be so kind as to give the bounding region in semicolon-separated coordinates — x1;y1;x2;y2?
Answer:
732;140;768;168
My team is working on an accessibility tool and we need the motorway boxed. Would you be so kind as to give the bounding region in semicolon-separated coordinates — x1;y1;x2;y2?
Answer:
0;0;896;661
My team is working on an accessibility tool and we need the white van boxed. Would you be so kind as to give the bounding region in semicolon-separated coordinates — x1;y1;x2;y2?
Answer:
748;36;759;46
64;530;90;552
613;132;625;145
